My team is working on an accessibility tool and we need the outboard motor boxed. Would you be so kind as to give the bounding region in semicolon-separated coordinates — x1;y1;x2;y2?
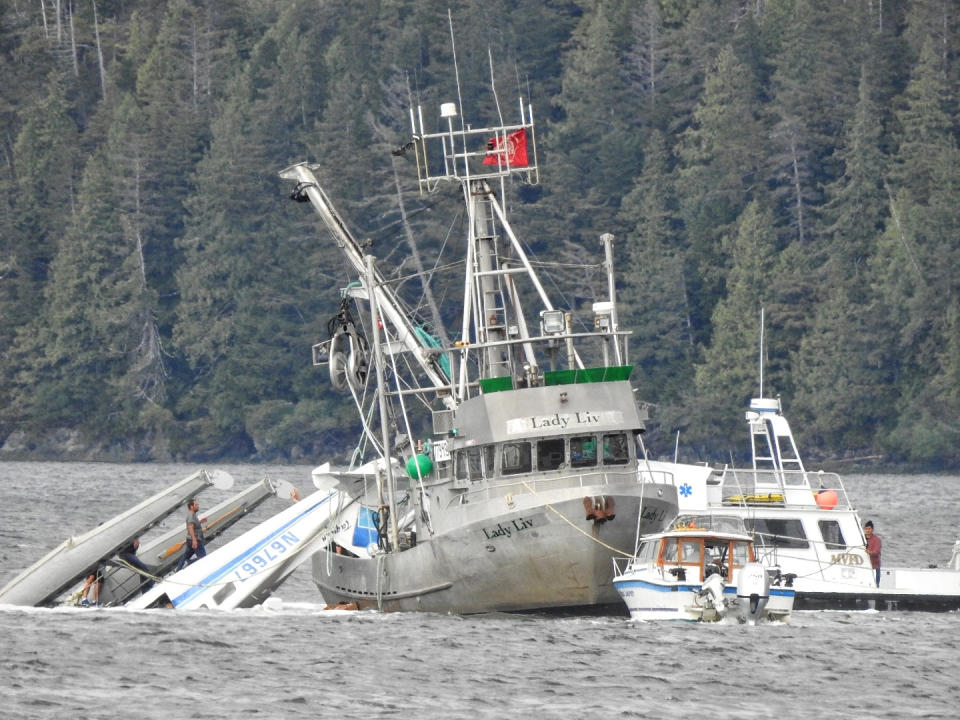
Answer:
736;562;771;624
698;572;727;619
949;537;960;572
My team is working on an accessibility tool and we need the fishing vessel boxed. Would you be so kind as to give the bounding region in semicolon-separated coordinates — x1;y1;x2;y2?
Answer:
612;514;794;623
676;393;960;611
0;469;233;607
279;84;714;613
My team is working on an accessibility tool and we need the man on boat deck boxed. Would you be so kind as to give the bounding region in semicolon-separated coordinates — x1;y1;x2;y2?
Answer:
864;520;882;587
175;498;206;571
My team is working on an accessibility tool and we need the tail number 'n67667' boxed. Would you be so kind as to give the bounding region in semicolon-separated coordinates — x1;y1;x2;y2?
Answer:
233;532;300;582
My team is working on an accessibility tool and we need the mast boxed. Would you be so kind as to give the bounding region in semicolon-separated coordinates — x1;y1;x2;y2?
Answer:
366;255;400;551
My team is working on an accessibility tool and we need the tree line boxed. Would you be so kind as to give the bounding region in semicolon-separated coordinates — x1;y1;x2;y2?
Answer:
1;0;958;468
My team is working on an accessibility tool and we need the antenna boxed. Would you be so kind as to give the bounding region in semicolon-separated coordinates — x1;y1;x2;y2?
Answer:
447;9;465;133
489;47;505;128
759;307;765;397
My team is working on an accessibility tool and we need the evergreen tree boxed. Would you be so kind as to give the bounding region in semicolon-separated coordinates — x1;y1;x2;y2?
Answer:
543;0;640;235
873;36;960;464
617;129;693;405
791;63;895;456
819;64;888;297
174;6;343;459
676;43;766;344
680;200;779;459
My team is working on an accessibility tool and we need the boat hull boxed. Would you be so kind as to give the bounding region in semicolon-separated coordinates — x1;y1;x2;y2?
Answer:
313;485;675;613
612;576;794;622
794;565;960;611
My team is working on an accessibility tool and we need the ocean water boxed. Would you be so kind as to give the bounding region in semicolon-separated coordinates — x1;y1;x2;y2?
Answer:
1;462;958;719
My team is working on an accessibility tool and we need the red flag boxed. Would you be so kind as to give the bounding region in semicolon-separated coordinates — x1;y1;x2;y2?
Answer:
482;129;529;167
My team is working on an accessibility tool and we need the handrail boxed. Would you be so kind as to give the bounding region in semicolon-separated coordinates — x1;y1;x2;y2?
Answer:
717;468;853;509
452;467;676;507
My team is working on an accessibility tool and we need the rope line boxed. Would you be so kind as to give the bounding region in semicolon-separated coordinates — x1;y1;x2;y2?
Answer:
520;481;632;558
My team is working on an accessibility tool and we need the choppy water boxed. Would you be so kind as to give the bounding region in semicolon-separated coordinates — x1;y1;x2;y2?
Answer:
1;462;958;719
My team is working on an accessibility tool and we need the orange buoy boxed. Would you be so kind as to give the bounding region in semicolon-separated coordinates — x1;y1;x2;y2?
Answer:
815;489;838;510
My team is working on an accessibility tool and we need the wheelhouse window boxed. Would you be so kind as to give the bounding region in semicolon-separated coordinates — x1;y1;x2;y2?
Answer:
570;435;597;468
602;433;629;465
455;445;495;481
680;539;701;564
661;537;678;564
818;520;847;550
501;441;532;475
482;446;495;477
456;447;482;481
639;539;658;562
731;540;751;567
744;518;809;549
537;438;565;471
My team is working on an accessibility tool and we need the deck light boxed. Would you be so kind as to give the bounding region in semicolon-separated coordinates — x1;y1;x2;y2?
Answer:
540;309;565;335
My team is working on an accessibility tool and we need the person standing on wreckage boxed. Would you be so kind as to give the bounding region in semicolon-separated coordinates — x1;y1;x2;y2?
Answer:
175;498;207;571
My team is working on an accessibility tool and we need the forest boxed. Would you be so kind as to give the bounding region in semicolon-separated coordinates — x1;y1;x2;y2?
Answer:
1;0;959;469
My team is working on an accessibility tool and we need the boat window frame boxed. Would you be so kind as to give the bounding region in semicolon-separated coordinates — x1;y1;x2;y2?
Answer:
570;434;598;468
601;432;630;465
730;540;753;568
536;437;566;471
818;519;848;550
661;537;678;565
744;517;809;550
501;441;533;476
455;444;496;481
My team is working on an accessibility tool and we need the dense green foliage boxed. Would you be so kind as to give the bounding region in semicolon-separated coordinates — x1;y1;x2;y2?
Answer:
1;0;959;468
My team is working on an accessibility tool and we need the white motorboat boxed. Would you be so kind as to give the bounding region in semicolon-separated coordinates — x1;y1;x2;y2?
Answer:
0;469;232;607
612;514;794;623
672;394;960;611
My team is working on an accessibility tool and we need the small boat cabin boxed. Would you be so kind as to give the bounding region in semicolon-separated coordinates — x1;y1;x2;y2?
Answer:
635;515;757;584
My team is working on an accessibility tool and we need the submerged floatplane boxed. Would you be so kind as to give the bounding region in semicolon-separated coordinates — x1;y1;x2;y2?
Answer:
0;469;233;607
60;477;281;607
129;467;356;610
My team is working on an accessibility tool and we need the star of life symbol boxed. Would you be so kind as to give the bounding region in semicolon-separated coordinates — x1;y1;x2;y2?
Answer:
679;483;693;498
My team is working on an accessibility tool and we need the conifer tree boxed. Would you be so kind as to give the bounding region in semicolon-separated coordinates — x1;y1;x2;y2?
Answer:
682;200;778;458
617;130;692;404
676;43;765;344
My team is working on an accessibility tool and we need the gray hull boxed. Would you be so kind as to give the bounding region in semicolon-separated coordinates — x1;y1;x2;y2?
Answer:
313;483;675;613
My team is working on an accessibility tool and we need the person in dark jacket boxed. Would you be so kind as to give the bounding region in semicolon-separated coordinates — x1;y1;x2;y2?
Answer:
864;520;882;587
118;537;154;593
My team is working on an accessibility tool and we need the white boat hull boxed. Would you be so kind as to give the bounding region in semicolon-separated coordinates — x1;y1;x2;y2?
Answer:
613;575;794;623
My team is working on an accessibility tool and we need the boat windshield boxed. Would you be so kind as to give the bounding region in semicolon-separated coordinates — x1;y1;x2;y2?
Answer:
670;514;746;534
